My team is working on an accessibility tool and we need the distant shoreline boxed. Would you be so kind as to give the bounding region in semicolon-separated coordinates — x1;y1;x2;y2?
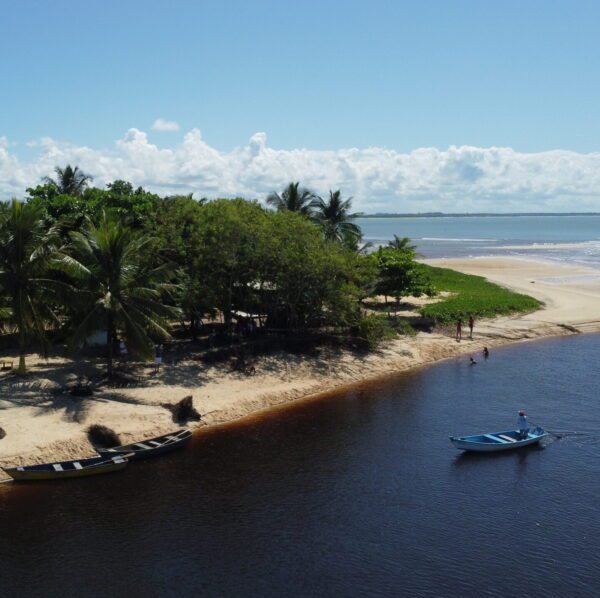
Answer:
358;212;600;218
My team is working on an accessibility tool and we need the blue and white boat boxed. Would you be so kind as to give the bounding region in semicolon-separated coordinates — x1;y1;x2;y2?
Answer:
450;426;548;452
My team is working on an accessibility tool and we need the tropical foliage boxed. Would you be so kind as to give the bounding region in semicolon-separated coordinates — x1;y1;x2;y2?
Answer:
43;164;93;197
65;213;178;376
0;165;543;375
387;234;418;255
312;189;361;246
266;181;315;215
370;247;435;310
0;200;62;372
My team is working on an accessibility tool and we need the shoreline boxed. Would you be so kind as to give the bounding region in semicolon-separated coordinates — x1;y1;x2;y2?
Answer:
2;256;600;482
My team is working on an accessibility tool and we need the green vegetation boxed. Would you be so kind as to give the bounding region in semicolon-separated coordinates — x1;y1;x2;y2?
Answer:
66;212;178;376
419;265;543;323
0;166;544;374
0;200;64;372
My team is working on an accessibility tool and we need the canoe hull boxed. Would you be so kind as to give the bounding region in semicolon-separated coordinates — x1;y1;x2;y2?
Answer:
450;428;548;452
96;429;192;461
3;456;130;482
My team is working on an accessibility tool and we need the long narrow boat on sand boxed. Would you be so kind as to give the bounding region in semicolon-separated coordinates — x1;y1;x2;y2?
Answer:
3;453;133;482
95;428;192;461
450;427;548;452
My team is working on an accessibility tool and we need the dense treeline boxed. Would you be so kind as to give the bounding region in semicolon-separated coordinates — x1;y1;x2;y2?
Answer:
0;166;433;374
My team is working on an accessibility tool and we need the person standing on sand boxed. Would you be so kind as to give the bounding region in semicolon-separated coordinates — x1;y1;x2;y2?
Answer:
456;319;462;341
518;410;529;440
468;316;474;339
154;344;163;374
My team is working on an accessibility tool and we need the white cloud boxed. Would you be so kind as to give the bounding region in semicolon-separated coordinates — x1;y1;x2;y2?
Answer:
2;128;600;212
152;118;180;132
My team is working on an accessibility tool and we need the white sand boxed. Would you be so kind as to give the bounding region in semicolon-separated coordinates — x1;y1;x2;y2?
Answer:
426;257;600;334
1;257;600;481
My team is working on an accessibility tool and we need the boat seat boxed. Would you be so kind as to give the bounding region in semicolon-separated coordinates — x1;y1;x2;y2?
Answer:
53;464;64;471
484;434;506;443
497;434;517;443
135;442;152;449
73;462;83;470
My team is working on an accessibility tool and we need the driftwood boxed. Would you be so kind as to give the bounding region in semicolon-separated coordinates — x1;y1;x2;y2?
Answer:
87;424;120;448
163;395;201;423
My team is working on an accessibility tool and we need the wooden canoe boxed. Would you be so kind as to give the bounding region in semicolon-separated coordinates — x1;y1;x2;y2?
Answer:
95;429;192;461
450;427;548;452
3;453;132;482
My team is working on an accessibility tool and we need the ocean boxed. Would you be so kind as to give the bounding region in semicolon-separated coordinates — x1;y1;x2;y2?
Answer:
357;214;600;268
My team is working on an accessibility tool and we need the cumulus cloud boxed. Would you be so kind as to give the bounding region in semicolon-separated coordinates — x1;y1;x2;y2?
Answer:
1;128;600;213
152;118;180;132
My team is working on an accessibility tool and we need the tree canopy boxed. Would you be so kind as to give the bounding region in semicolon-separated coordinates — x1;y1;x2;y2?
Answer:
266;181;316;216
0;165;434;373
43;165;93;197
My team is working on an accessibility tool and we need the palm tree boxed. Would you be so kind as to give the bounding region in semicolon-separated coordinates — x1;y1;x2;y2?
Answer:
0;200;61;373
65;213;179;377
388;234;419;255
43;164;93;196
312;190;362;245
266;182;315;216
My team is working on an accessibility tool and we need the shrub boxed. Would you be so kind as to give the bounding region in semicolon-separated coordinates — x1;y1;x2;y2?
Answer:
87;424;120;448
391;319;417;337
355;314;396;349
164;395;201;423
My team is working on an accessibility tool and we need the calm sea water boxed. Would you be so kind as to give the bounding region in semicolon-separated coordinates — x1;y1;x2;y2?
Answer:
357;215;600;268
1;334;599;597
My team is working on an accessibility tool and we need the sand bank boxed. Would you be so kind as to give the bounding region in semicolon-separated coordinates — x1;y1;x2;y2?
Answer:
1;257;600;481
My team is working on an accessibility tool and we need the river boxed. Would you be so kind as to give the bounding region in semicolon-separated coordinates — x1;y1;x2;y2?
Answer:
1;334;599;597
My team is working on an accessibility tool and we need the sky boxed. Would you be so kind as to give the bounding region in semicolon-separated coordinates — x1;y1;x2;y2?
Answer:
2;0;600;212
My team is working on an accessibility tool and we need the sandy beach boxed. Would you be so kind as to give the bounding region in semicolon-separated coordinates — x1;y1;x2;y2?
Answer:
2;256;600;481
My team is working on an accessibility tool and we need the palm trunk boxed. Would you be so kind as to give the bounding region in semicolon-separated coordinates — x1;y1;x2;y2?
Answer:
107;312;114;378
17;326;26;374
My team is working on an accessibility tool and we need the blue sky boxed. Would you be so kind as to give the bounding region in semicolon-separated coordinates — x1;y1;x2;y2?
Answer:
2;0;600;211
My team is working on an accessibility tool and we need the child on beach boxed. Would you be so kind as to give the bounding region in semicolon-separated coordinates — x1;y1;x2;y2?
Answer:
468;315;474;339
456;319;462;341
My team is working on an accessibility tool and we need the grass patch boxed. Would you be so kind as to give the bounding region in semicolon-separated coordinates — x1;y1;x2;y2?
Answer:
419;265;542;323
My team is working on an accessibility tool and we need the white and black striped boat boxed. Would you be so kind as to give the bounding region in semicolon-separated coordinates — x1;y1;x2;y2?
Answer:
95;429;192;461
3;454;133;482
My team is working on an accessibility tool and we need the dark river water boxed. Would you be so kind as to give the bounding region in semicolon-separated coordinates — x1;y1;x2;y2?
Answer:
1;334;599;597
